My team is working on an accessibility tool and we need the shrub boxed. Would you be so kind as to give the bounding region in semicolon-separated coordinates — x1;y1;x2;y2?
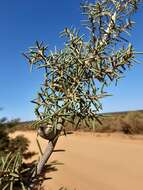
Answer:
120;112;143;134
0;128;10;153
0;152;35;190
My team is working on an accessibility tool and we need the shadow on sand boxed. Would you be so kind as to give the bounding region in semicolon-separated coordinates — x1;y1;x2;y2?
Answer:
53;149;66;152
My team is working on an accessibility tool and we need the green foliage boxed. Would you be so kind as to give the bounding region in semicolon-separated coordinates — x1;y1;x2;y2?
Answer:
0;129;29;158
0;128;10;153
0;152;34;190
0;117;20;132
0;117;41;190
9;135;29;154
5;119;21;130
24;0;142;134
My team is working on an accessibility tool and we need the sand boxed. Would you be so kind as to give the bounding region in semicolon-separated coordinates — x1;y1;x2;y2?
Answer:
11;131;143;190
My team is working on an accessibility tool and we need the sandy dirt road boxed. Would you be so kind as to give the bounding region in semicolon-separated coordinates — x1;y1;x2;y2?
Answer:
11;131;143;190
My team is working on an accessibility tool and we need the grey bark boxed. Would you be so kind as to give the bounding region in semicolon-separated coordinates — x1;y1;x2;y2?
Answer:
36;137;58;175
29;137;58;189
30;120;63;187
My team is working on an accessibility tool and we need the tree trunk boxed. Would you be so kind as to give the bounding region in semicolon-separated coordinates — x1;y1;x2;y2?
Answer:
29;120;63;188
29;137;58;189
36;137;58;175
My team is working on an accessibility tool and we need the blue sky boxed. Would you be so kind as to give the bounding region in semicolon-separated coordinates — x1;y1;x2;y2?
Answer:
0;0;143;121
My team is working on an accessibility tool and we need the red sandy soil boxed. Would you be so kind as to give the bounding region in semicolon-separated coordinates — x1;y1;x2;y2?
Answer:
11;131;143;190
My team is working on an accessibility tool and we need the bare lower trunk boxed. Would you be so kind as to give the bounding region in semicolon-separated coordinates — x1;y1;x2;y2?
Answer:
29;137;58;189
36;137;58;175
29;121;63;188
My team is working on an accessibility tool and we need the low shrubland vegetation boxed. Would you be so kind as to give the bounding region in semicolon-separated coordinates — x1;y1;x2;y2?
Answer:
11;110;143;135
74;110;143;134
